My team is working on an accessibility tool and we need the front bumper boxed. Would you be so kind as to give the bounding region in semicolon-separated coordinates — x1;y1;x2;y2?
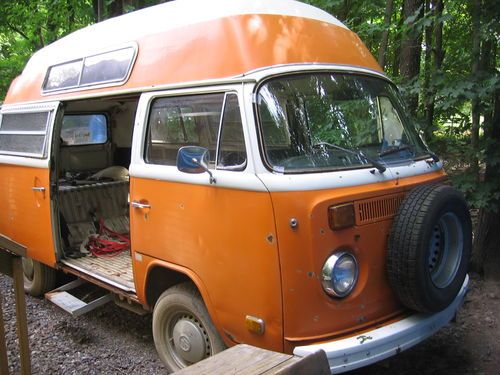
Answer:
293;275;469;374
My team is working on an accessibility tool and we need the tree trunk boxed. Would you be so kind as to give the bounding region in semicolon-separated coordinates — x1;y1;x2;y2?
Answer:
471;9;499;277
422;0;433;140
422;0;444;141
433;0;444;68
378;0;395;69
472;89;500;277
470;0;481;181
109;0;124;18
337;0;354;22
93;0;105;22
392;5;405;77
399;0;424;115
67;1;76;29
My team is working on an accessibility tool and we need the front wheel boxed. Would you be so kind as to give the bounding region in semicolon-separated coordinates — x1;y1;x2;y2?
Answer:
152;282;225;372
22;258;56;296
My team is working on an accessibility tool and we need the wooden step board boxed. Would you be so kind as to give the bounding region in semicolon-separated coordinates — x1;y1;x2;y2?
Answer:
172;344;330;375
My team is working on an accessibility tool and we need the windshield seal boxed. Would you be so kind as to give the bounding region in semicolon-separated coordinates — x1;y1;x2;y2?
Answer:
254;71;430;174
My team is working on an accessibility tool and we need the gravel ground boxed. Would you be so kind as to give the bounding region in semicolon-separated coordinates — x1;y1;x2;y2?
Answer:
1;273;499;374
1;275;166;374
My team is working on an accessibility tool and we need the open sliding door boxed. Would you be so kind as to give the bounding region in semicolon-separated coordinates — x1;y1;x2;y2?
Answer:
0;101;61;266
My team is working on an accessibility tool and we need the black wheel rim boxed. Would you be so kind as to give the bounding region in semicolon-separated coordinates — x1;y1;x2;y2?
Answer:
427;212;464;288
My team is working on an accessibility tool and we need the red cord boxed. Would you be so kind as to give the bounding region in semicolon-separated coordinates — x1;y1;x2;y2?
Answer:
85;219;130;258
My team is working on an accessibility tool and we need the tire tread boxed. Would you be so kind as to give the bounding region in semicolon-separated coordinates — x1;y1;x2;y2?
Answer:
387;183;470;312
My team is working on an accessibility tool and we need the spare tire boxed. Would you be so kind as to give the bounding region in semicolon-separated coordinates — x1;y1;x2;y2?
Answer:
387;183;471;313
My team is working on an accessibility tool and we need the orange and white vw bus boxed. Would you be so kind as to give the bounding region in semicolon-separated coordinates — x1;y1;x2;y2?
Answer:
0;0;471;372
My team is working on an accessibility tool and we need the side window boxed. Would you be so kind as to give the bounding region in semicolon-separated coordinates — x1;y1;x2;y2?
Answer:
145;92;246;169
0;111;51;157
61;114;108;145
146;93;224;166
217;94;247;170
43;46;136;93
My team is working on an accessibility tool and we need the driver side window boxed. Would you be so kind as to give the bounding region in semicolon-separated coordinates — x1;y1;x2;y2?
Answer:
145;91;246;171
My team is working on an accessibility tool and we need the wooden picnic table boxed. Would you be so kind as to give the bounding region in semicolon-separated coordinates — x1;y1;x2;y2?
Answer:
173;343;330;375
0;235;32;375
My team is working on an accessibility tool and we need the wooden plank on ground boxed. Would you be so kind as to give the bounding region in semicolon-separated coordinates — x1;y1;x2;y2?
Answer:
0;234;27;257
12;256;31;375
173;344;330;375
262;349;330;375
0;287;9;375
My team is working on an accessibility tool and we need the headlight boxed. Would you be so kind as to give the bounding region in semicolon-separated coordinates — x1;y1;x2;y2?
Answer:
321;251;358;298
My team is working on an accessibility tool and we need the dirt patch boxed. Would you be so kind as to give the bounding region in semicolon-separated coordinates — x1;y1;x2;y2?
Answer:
1;273;498;374
355;273;500;375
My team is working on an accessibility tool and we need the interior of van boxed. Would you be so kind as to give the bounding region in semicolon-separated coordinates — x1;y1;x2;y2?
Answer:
55;95;139;292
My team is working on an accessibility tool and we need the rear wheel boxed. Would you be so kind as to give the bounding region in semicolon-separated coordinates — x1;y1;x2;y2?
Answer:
152;282;225;372
22;258;56;296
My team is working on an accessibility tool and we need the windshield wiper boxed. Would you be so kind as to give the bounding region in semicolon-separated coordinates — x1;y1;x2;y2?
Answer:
313;142;386;173
379;145;412;157
428;151;440;162
379;145;440;163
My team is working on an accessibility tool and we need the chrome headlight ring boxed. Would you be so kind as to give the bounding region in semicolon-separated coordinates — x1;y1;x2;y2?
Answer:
321;251;359;298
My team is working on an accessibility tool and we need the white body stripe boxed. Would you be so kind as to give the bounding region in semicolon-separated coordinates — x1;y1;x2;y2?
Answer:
0;155;49;169
257;160;442;192
129;163;269;192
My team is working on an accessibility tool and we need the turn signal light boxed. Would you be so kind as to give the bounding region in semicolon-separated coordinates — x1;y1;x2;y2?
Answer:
328;203;355;230
245;315;265;335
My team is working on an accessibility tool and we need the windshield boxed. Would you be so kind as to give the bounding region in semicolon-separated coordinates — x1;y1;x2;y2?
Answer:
256;73;429;173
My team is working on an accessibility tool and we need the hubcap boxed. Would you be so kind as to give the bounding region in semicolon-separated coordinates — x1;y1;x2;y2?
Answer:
22;258;34;281
168;313;210;365
427;212;463;288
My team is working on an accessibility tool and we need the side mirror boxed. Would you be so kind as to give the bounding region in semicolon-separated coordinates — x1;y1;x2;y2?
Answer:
176;146;216;184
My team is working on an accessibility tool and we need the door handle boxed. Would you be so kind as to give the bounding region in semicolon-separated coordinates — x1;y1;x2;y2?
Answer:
32;187;46;192
131;201;151;209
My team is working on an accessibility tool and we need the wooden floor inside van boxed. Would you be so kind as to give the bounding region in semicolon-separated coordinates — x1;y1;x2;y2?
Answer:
61;252;135;292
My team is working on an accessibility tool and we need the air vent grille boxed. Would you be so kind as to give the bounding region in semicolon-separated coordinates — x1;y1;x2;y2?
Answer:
355;193;405;225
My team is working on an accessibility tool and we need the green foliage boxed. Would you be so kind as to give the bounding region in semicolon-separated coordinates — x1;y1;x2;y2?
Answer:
452;173;500;212
1;1;499;214
0;0;94;99
307;0;499;214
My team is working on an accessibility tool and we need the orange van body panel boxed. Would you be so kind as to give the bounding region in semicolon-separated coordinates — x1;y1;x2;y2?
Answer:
131;253;200;310
133;253;238;348
129;170;445;353
269;170;446;347
4;15;381;104
0;164;56;266
129;176;284;351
